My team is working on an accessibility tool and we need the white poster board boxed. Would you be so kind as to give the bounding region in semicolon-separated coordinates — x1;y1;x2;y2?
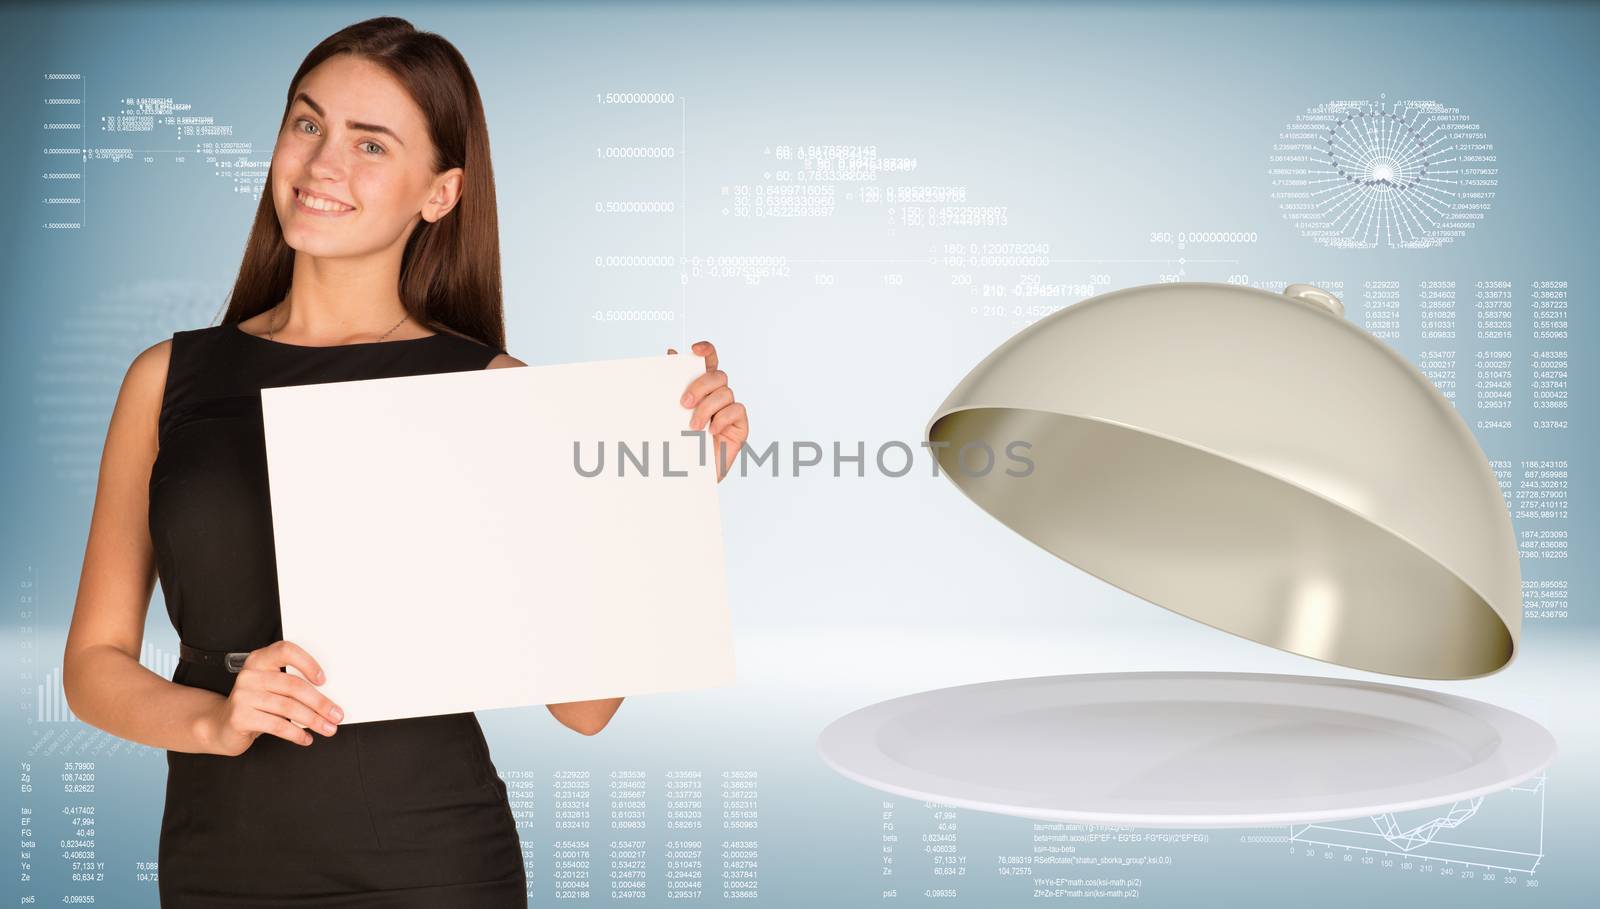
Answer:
259;353;734;724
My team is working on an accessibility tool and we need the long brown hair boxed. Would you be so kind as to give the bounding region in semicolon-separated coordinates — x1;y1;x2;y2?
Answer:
220;16;505;352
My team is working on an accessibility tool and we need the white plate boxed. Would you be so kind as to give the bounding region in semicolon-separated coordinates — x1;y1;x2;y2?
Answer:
816;672;1556;828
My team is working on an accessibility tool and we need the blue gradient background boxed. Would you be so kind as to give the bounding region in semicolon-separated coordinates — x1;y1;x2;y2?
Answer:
2;1;1595;905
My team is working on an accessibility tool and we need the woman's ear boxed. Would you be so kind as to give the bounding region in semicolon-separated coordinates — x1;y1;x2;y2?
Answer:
423;167;465;222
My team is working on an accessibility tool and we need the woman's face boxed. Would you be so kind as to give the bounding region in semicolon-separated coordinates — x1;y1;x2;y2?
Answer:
270;53;462;258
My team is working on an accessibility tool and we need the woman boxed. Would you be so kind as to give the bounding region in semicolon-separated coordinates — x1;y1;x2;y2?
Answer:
61;17;749;907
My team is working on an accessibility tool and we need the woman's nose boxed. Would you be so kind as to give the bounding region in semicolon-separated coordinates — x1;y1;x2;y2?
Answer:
305;140;349;181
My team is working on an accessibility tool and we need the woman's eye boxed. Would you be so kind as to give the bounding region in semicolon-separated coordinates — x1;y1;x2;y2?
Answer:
292;118;382;155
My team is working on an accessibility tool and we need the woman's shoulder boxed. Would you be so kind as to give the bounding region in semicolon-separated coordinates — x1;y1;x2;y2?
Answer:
131;324;226;383
168;323;235;346
423;320;521;367
126;335;174;398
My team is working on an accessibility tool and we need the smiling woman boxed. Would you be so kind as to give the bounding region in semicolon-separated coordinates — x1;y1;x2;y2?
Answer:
68;16;548;909
64;13;749;904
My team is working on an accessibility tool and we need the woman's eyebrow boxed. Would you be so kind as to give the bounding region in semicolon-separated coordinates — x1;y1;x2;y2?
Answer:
294;91;406;147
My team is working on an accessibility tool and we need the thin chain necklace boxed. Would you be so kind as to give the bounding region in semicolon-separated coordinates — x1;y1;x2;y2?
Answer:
267;300;410;344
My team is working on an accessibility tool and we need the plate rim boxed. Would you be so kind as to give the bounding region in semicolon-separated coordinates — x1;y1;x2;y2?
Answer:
815;670;1558;828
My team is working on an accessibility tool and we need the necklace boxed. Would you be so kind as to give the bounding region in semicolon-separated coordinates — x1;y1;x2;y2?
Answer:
267;301;410;344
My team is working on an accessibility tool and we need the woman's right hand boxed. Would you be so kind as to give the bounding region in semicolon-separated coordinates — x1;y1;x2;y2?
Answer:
199;640;345;756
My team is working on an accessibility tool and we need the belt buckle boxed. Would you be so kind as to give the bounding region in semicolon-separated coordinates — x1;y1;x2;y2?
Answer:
224;652;250;673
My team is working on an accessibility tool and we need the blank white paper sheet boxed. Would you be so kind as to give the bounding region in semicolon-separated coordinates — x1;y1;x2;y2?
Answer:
259;353;734;724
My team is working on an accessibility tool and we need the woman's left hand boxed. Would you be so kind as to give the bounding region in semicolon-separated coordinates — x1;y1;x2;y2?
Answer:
668;340;747;482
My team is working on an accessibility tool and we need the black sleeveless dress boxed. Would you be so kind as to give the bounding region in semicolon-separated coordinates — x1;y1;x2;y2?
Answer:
148;322;526;907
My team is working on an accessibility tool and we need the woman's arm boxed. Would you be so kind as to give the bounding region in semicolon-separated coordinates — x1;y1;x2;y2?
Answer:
62;340;230;753
485;351;626;736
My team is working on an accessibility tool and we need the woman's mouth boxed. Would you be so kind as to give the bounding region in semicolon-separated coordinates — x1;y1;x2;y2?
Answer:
294;187;356;215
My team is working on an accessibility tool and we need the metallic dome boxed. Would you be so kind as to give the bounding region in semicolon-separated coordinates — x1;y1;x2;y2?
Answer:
927;282;1519;680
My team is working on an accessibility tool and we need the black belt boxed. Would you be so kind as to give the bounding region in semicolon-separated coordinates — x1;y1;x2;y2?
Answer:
178;641;251;673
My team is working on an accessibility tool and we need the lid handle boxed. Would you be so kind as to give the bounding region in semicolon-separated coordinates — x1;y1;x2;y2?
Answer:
1283;283;1345;318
